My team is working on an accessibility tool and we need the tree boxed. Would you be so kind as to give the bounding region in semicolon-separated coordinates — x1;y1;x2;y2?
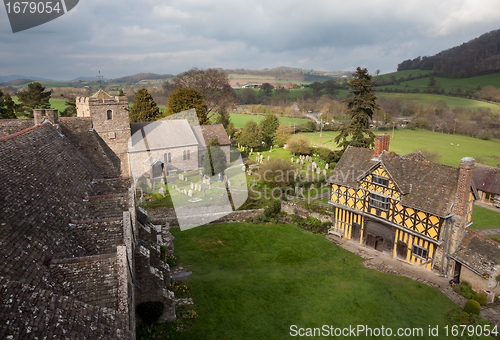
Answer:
0;91;18;119
260;83;274;96
172;68;233;118
60;97;77;117
17;82;51;118
129;88;160;122
259;113;280;146
214;105;235;138
309;82;324;97
118;89;125;96
258;158;295;188
286;135;311;155
273;123;292;147
203;138;227;176
238;120;262;149
334;67;379;151
163;88;209;125
323;79;339;96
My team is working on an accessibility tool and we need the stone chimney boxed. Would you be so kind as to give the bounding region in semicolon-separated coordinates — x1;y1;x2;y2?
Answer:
452;157;475;218
374;134;390;158
34;109;59;126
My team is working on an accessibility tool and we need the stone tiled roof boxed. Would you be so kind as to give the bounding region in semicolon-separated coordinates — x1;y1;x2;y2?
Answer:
451;229;500;278
329;146;460;217
0;277;129;339
0;121;132;338
129;120;199;152
0;119;34;138
473;163;500;195
194;124;231;146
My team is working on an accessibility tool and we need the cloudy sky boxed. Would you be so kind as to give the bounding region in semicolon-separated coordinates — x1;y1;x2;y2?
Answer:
0;0;499;80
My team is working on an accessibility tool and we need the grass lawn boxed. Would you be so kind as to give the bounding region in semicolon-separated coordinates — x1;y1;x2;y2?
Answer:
298;129;500;168
469;205;500;230
171;223;457;339
228;113;310;129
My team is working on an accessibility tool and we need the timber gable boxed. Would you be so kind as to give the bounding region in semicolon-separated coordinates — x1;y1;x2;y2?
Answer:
328;134;477;273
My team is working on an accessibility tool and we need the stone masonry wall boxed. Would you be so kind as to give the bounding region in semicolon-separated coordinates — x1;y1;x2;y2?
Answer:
281;201;335;223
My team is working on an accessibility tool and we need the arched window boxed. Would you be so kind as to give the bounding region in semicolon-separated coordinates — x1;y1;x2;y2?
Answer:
107;110;112;120
183;150;186;161
168;153;171;163
187;150;190;160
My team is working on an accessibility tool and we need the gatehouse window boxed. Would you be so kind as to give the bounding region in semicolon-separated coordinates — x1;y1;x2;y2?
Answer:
369;193;390;210
107;110;112;120
412;244;428;259
372;175;388;187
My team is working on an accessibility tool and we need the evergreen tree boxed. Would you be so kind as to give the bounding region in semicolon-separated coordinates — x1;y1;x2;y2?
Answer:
238;120;262;149
273;123;292;147
259;113;279;146
163;88;209;125
203;138;227;176
60;97;77;117
0;91;17;119
129;88;160;122
17;82;51;118
334;67;379;152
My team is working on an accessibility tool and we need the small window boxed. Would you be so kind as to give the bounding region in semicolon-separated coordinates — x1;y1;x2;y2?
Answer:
107;110;112;120
168;153;171;163
187;150;190;160
372;175;388;187
412;244;428;259
369;193;390;210
183;150;186;161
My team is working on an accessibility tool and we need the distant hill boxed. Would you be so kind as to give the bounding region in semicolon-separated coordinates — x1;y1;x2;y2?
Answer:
397;29;500;78
0;75;53;83
107;73;174;84
71;76;109;81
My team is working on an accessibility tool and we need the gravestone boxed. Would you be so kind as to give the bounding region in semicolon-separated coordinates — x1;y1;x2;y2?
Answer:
291;157;294;163
188;190;193;197
316;167;320;175
199;171;203;182
190;182;194;189
242;165;246;171
307;164;311;171
159;187;165;197
325;163;329;169
267;155;270;161
301;159;304;165
305;172;310;181
296;159;299;164
323;169;327;176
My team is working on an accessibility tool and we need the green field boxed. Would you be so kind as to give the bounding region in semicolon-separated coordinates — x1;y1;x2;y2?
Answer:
298;129;500;168
169;223;457;339
228;113;310;129
375;71;500;92
377;92;500;112
470;205;500;230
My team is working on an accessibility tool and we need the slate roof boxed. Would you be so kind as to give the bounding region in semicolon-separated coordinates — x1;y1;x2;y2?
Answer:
0;277;129;339
0;121;131;338
451;228;500;278
192;124;231;146
473;163;500;195
329;146;461;217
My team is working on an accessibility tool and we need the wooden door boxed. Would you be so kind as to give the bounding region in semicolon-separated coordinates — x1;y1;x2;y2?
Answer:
351;223;361;241
366;234;376;248
396;241;407;260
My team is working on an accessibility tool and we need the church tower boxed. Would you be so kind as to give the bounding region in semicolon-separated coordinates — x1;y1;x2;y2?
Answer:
76;90;131;177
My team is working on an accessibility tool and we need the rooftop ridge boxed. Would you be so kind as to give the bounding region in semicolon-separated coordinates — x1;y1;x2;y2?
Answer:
59;116;93;119
49;252;117;265
70;217;123;224
92;177;130;182
0;121;48;142
84;193;129;199
466;227;500;246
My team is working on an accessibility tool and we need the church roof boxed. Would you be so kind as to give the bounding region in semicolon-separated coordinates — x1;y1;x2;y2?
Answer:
91;89;114;100
329;146;461;217
192;124;231;147
129;119;199;152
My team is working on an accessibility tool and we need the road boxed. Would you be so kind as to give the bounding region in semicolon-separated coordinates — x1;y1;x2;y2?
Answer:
306;113;320;124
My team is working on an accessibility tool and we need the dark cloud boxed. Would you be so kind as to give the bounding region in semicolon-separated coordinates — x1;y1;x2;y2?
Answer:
0;0;498;79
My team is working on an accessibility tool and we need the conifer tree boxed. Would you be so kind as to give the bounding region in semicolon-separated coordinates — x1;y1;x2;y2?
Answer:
238;120;262;149
129;88;160;122
259;113;279;146
17;82;51;118
334;67;379;152
60;97;77;117
0;91;18;119
163;88;209;125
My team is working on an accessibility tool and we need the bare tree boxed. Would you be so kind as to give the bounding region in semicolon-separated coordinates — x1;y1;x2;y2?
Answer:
172;68;234;118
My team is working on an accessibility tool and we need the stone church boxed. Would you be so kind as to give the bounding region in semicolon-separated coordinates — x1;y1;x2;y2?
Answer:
0;91;184;339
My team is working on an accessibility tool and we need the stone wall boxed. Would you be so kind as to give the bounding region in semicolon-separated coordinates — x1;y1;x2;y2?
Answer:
281;201;335;223
148;207;265;226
